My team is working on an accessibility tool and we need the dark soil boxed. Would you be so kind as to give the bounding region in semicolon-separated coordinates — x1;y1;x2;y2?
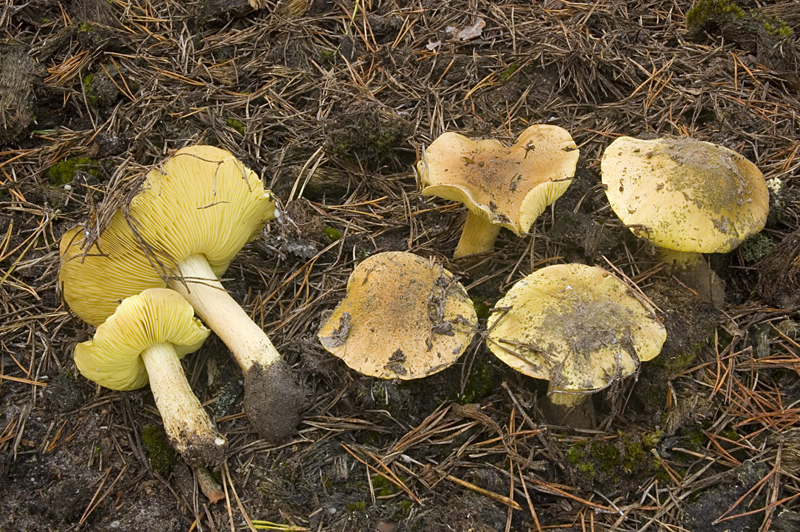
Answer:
1;0;800;531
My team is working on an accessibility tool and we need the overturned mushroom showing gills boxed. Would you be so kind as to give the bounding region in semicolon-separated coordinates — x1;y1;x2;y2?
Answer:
416;125;579;258
318;251;477;379
59;208;174;326
59;145;303;442
487;264;666;424
128;145;304;442
601;136;769;305
74;288;226;467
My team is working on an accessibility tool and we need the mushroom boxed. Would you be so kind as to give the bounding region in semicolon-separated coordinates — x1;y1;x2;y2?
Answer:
487;264;666;425
318;251;477;379
60;145;304;442
416;124;580;258
74;288;227;467
601;136;769;305
59;210;167;327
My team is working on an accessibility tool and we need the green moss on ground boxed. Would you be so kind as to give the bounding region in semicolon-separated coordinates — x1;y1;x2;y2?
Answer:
371;474;396;497
140;424;177;476
323;227;342;241
226;118;245;135
565;432;663;489
45;156;100;186
686;0;745;35
470;297;492;321
739;233;772;263
457;361;495;404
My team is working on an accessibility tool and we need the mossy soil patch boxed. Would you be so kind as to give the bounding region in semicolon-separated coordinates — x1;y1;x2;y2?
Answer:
2;0;800;531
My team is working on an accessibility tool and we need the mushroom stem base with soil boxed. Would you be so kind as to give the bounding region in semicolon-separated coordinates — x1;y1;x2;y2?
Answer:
541;390;596;429
168;253;304;442
140;341;227;468
657;248;725;307
454;211;502;259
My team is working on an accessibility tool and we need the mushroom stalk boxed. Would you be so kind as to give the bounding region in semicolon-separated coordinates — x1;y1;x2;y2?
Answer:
169;253;303;443
454;211;502;258
656;248;725;306
140;341;226;467
548;390;586;407
169;253;280;372
543;390;596;428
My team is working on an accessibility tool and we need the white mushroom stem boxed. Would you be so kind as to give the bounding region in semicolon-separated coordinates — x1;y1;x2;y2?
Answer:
168;253;281;372
656;248;725;306
140;341;226;463
454;211;502;259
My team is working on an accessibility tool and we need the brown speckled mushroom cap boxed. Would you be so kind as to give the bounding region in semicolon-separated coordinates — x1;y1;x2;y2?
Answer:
601;136;769;253
487;264;666;402
318;251;477;380
416;124;579;235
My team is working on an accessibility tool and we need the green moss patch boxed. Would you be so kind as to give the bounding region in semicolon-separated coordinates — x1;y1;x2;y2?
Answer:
45;156;100;186
140;424;177;476
565;432;662;490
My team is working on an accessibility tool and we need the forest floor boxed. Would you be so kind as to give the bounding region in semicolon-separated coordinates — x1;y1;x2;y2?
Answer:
2;0;800;531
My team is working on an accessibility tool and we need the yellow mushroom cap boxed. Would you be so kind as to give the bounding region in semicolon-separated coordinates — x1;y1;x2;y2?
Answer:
130;145;275;276
59;211;167;327
416;124;580;235
601;136;769;253
74;288;210;391
318;251;477;380
487;264;666;397
59;146;274;327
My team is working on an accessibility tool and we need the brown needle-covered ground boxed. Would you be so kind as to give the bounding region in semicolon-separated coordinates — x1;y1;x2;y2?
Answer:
1;0;800;531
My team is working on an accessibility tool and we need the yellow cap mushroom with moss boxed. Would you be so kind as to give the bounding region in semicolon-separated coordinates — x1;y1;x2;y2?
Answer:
487;264;666;409
601;136;769;304
416;125;580;258
318;251;477;379
74;288;226;467
60;145;304;443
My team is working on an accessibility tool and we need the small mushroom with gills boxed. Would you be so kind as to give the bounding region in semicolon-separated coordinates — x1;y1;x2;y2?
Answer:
318;251;477;380
601;136;769;306
73;288;227;467
416;124;580;258
487;264;666;427
60;145;304;442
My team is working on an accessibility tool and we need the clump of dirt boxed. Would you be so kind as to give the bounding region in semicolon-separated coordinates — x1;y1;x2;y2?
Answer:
756;230;800;308
326;102;413;171
0;49;42;144
547;211;629;263
244;360;307;443
41;372;85;413
686;0;800;90
644;279;721;370
681;460;769;532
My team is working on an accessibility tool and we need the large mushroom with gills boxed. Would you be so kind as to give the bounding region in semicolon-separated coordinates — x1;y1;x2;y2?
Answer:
74;288;227;467
318;251;477;380
59;209;168;327
487;264;666;426
416;124;580;258
59;145;304;442
601;136;769;306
